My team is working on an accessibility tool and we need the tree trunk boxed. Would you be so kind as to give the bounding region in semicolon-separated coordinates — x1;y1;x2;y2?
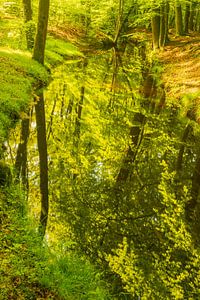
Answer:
165;1;170;42
22;0;34;49
114;0;124;44
33;0;50;64
74;86;85;147
176;123;192;172
185;1;191;34
159;3;166;48
35;91;49;238
116;112;145;184
189;1;196;31
185;146;200;222
33;0;50;238
15;114;30;188
152;8;161;50
175;1;184;35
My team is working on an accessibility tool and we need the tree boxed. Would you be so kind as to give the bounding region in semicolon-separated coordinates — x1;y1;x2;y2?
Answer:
22;0;35;49
15;0;34;187
15;114;30;189
175;0;184;35
33;0;50;238
152;6;161;49
33;0;50;64
151;1;169;50
184;0;191;34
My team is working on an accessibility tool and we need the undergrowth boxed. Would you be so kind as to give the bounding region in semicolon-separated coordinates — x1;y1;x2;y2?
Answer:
0;185;110;300
0;49;49;142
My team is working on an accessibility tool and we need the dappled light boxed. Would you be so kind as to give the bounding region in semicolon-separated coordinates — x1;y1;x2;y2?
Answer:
1;0;200;299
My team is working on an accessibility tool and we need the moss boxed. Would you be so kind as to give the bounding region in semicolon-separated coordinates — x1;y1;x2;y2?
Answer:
0;48;49;138
45;36;84;67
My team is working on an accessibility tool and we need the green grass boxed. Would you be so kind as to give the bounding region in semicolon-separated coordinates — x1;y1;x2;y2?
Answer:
0;12;83;141
45;36;84;67
0;48;49;140
0;14;106;299
0;185;110;300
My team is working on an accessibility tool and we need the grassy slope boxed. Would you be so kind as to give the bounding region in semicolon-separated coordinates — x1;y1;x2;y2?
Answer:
0;49;49;144
0;186;110;300
0;11;109;300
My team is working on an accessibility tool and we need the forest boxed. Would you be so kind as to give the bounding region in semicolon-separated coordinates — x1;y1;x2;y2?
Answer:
0;0;200;299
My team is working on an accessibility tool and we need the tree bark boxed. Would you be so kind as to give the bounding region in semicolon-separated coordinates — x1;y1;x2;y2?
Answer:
35;92;49;238
185;1;191;34
152;7;161;50
22;0;34;49
15;114;30;188
33;0;50;64
175;1;183;36
33;0;50;238
159;3;166;47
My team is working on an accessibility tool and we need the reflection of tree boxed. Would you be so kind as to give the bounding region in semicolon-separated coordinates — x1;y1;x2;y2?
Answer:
15;112;30;189
33;0;50;238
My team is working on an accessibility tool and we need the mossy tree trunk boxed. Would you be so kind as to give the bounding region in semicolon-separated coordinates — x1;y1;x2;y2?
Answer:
33;0;50;238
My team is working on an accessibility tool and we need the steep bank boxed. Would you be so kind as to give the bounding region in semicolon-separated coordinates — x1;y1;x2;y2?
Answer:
158;33;200;100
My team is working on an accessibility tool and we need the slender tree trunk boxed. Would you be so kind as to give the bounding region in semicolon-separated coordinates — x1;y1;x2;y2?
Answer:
176;123;192;172
33;0;50;238
73;60;87;149
22;0;34;49
175;1;184;35
189;1;196;31
35;91;49;237
15;114;30;188
152;7;161;50
196;9;200;32
114;0;124;44
47;96;57;140
185;1;191;34
165;1;170;41
74;86;85;148
159;3;166;48
185;136;200;224
33;0;50;64
116;112;145;183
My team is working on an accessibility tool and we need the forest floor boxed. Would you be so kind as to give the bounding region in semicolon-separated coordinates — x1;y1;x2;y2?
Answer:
158;33;200;101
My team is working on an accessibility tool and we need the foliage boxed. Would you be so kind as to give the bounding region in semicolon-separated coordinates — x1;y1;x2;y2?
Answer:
1;0;200;298
0;48;49;140
0;185;110;299
107;163;200;299
42;31;200;297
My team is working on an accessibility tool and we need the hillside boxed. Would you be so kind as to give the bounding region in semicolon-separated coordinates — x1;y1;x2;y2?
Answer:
159;33;200;99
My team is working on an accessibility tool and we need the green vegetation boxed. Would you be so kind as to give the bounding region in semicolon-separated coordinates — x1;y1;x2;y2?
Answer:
0;49;48;142
0;185;110;299
1;0;200;299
